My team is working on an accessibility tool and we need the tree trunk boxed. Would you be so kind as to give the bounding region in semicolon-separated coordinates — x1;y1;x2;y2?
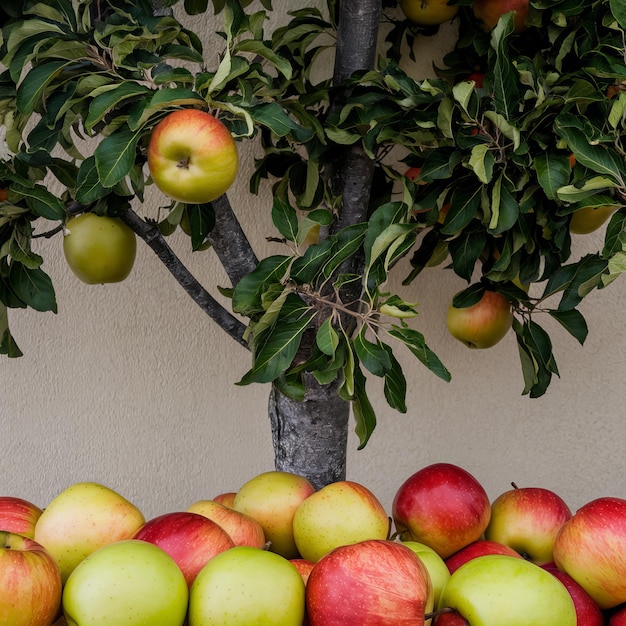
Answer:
268;0;381;487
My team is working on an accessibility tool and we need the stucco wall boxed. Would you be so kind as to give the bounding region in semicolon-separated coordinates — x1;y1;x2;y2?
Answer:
1;3;624;520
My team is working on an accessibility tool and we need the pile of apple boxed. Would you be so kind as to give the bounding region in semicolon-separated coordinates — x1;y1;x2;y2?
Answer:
2;462;626;625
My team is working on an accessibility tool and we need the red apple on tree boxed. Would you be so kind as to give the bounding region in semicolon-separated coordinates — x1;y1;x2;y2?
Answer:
147;108;238;204
133;511;234;587
446;289;513;349
0;496;43;539
306;539;433;625
0;531;62;626
472;0;529;34
541;563;605;626
399;0;459;26
445;539;522;574
553;496;626;609
392;462;491;558
484;484;572;564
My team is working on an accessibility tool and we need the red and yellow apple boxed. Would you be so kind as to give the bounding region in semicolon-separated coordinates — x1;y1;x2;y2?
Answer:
306;539;433;625
133;511;234;587
553;496;626;609
292;480;389;563
187;499;266;548
472;0;529;33
34;481;145;583
147;108;238;204
484;485;572;564
445;539;522;574
63;213;136;285
0;496;43;539
392;462;491;559
0;531;62;626
446;289;513;349
232;470;315;559
400;0;459;26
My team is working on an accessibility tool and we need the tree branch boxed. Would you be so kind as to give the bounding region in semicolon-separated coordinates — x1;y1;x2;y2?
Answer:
207;194;258;287
118;207;249;349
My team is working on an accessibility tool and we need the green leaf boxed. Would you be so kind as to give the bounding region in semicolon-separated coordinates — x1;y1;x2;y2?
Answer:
548;309;588;345
352;365;377;449
10;183;65;221
440;184;481;235
353;327;392;377
94;128;140;188
15;60;67;114
271;197;298;242
468;144;495;184
85;83;152;133
76;157;106;204
489;12;519;121
316;318;339;356
232;255;291;316
517;319;558;398
236;40;292;80
388;324;451;382
184;0;209;15
251;102;308;138
610;0;626;29
8;264;57;313
449;229;487;282
534;153;570;201
0;304;22;358
382;346;407;413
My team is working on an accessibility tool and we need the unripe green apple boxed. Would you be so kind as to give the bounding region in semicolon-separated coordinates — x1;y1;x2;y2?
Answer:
436;554;576;625
569;205;618;234
147;108;238;204
292;480;390;563
34;482;145;583
401;540;450;606
188;546;305;626
63;213;136;285
446;290;513;349
63;539;188;626
232;471;315;559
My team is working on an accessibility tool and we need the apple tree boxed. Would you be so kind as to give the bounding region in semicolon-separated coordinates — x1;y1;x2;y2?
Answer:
0;0;625;489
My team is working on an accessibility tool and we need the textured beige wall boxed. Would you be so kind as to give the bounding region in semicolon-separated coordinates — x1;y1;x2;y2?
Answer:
1;4;625;520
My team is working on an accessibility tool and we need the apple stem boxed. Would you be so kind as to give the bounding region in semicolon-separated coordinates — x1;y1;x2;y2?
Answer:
511;481;519;489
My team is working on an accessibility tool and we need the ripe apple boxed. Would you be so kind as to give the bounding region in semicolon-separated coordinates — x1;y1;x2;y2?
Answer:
34;482;145;583
212;492;237;507
147;108;238;204
553;496;626;609
484;485;572;564
292;480;390;563
187;499;266;548
133;511;234;587
541;563;605;626
445;539;522;574
232;470;315;559
569;205;618;234
306;539;433;625
188;546;305;626
435;554;576;625
0;531;62;626
392;462;491;558
0;496;43;539
446;289;513;349
63;539;188;626
63;213;136;284
401;540;451;606
472;0;529;33
609;604;626;625
290;558;315;584
400;0;459;26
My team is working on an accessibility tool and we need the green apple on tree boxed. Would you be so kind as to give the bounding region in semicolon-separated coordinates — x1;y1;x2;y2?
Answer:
292;480;389;563
435;554;576;625
0;531;62;626
446;290;513;349
63;539;188;626
569;205;618;234
401;540;451;606
34;482;145;583
63;213;137;285
188;546;305;626
399;0;459;26
232;470;315;559
147;108;238;204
